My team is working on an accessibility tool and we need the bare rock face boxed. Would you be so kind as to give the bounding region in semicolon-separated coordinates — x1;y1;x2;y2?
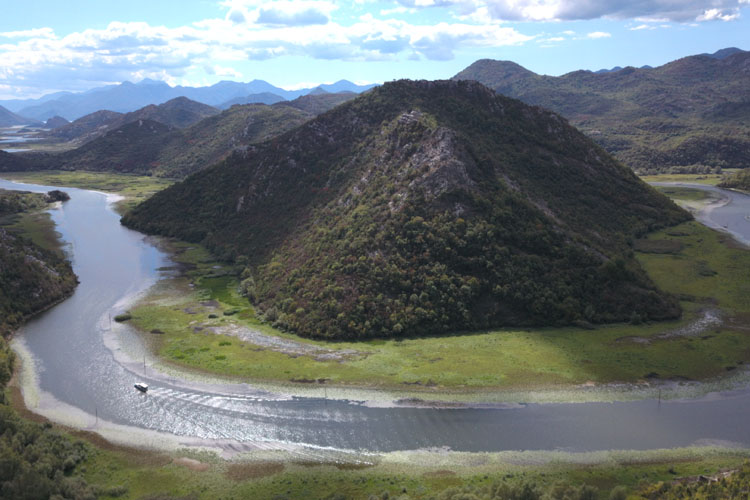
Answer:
123;79;690;340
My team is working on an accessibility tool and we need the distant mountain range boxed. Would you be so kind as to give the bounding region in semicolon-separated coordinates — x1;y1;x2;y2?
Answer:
0;79;378;122
122;79;689;339
1;92;358;178
594;65;652;74
453;47;749;173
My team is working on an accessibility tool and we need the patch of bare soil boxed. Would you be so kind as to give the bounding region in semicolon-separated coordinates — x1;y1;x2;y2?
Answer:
726;312;750;332
616;309;722;344
225;462;284;481
174;457;210;472
295;460;376;470
207;324;366;362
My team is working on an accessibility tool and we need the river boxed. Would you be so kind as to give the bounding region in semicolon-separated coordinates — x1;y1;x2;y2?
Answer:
2;178;750;454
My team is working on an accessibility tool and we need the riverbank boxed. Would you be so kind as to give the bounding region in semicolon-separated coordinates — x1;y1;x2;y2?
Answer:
4;172;750;500
1;170;173;213
5;170;750;406
8;365;750;500
119;215;750;404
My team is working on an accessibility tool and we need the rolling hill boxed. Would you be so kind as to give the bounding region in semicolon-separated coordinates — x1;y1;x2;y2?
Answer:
122;80;690;340
217;92;286;109
21;92;358;178
454;48;750;173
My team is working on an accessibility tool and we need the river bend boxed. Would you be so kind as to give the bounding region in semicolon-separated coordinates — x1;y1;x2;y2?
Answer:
3;179;750;453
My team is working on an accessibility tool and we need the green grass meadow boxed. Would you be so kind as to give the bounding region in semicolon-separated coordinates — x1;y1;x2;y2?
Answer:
129;219;750;395
1;170;174;213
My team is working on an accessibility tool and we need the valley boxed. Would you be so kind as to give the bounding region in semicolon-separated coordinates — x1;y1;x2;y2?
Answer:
0;28;748;497
2;171;750;500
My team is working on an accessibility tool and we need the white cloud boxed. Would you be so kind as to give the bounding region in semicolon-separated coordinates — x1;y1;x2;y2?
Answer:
393;0;748;23
587;31;611;39
380;6;414;15
0;28;57;39
221;0;338;26
696;8;740;21
206;64;244;79
629;24;655;30
0;8;534;96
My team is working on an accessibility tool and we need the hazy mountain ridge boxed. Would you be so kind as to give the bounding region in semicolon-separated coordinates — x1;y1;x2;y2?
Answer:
123;79;689;340
454;48;750;173
1;78;377;122
0;105;38;127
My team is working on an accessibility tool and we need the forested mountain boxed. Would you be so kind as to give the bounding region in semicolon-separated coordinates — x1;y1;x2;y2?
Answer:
48;101;317;177
123;80;689;340
454;48;750;173
46;97;218;146
45;110;124;144
6;92;359;178
0;151;34;172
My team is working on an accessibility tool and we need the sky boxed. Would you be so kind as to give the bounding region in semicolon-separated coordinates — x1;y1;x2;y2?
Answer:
0;0;748;99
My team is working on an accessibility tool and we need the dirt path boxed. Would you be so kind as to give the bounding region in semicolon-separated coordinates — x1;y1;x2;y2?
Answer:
616;309;722;344
207;324;366;361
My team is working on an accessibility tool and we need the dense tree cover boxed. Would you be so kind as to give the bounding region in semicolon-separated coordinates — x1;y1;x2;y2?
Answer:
425;481;600;500
635;462;750;499
718;168;750;192
0;189;47;217
0;191;78;337
0;151;33;173
278;91;357;115
454;51;750;173
124;79;689;340
0;397;95;500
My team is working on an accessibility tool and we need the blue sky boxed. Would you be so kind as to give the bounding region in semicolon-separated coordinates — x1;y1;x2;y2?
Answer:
0;0;748;99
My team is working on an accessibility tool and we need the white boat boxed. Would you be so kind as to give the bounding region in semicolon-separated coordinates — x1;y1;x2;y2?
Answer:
134;382;148;393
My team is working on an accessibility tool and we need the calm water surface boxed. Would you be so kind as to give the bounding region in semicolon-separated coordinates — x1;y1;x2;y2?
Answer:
2;178;750;453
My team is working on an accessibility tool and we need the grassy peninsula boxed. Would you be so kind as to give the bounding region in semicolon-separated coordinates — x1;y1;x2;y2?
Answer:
124;216;750;398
